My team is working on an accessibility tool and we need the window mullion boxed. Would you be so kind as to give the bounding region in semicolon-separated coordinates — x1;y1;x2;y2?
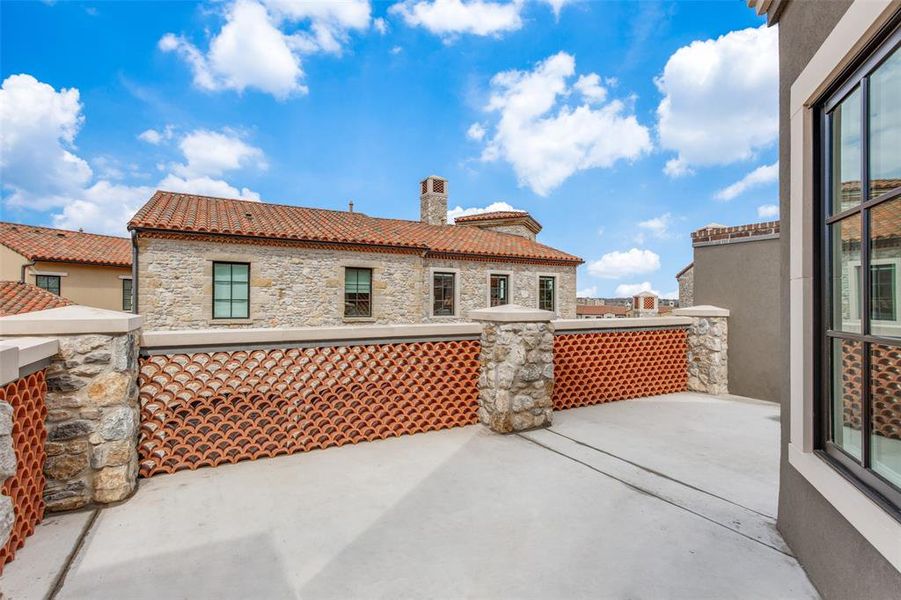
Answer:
859;76;872;469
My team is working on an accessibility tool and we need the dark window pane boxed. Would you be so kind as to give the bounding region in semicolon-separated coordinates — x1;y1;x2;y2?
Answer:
869;47;901;201
122;279;133;312
490;274;508;307
870;198;900;338
433;272;455;316
831;87;862;213
829;214;862;332
539;276;555;311
832;338;863;460
870;343;901;487
35;275;60;295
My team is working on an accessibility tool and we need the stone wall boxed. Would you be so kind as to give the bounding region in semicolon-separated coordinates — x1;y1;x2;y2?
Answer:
678;265;694;308
675;308;729;395
44;332;140;510
0;398;13;556
138;236;577;330
473;308;554;432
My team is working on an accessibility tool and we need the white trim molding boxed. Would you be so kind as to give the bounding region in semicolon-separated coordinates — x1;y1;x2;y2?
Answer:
29;270;68;277
429;267;461;318
789;0;901;571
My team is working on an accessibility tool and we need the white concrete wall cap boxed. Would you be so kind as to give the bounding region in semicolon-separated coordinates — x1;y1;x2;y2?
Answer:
141;322;482;348
0;306;142;336
553;316;692;330
0;337;59;385
672;305;730;318
468;304;555;322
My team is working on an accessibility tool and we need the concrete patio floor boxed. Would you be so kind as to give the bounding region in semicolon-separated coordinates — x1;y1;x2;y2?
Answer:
1;392;818;599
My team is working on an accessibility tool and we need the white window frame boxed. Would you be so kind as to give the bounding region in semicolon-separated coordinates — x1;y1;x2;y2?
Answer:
789;0;901;570
429;267;461;318
847;257;901;337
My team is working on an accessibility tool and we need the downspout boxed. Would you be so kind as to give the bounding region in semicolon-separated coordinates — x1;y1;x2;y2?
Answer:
131;230;139;314
20;260;35;284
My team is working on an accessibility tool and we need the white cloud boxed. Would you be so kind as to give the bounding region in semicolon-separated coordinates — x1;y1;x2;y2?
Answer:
587;248;660;279
477;52;652;196
577;285;598;298
637;212;673;239
373;17;388;34
1;74;265;235
157;174;261;201
138;125;174;145
614;281;657;297
447;200;518;224
541;0;569;18
467;122;486;141
173;129;267;179
656;25;778;176
160;0;372;99
573;73;607;103
390;45;403;54
714;161;778;201
0;74;91;209
389;0;523;38
757;203;779;218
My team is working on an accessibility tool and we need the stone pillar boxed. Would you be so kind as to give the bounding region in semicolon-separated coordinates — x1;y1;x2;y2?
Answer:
0;306;143;511
673;305;729;395
470;305;555;432
0;399;14;551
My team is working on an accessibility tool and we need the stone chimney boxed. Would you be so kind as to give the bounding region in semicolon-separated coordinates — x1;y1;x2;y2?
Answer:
420;175;448;225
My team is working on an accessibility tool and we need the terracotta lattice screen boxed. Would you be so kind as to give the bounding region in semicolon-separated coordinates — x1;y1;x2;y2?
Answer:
553;328;688;410
0;370;48;573
138;340;481;477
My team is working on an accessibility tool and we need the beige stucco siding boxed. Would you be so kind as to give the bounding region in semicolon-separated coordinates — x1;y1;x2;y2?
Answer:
1;245;131;311
137;236;576;330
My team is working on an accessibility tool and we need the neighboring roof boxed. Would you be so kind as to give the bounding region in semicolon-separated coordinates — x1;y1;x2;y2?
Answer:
454;210;543;235
0;281;73;316
675;262;694;278
0;222;132;267
129;191;581;265
747;0;785;26
576;304;629;316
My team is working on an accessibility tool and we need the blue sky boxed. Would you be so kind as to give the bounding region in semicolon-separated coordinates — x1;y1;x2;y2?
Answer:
0;0;778;298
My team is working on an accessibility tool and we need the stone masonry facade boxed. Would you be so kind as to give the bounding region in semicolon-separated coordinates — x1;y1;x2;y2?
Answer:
677;265;694;308
476;315;554;432
0;398;13;553
684;315;728;395
44;332;140;511
137;236;577;330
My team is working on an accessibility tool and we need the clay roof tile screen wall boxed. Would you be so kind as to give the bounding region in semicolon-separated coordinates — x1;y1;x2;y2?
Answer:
129;191;582;265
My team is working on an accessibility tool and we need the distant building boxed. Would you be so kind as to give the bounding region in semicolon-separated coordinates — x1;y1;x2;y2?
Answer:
576;304;630;319
676;263;693;307
0;222;132;312
683;221;780;402
128;176;583;329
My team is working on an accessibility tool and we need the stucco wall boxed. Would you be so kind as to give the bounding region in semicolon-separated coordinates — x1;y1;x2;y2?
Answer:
777;2;901;598
693;238;780;402
0;246;131;312
137;236;576;330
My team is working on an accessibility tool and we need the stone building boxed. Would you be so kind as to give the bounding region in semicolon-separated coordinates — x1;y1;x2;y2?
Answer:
0;222;132;312
676;263;693;307
128;176;582;330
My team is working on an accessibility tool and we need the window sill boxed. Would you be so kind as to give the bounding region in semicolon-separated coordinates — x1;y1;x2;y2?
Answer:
430;314;459;319
208;318;254;325
343;317;376;324
788;443;901;569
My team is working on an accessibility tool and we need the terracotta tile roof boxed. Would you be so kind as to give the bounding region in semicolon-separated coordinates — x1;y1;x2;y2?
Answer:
129;191;582;265
576;304;629;316
0;281;73;316
454;211;530;223
0;222;132;267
